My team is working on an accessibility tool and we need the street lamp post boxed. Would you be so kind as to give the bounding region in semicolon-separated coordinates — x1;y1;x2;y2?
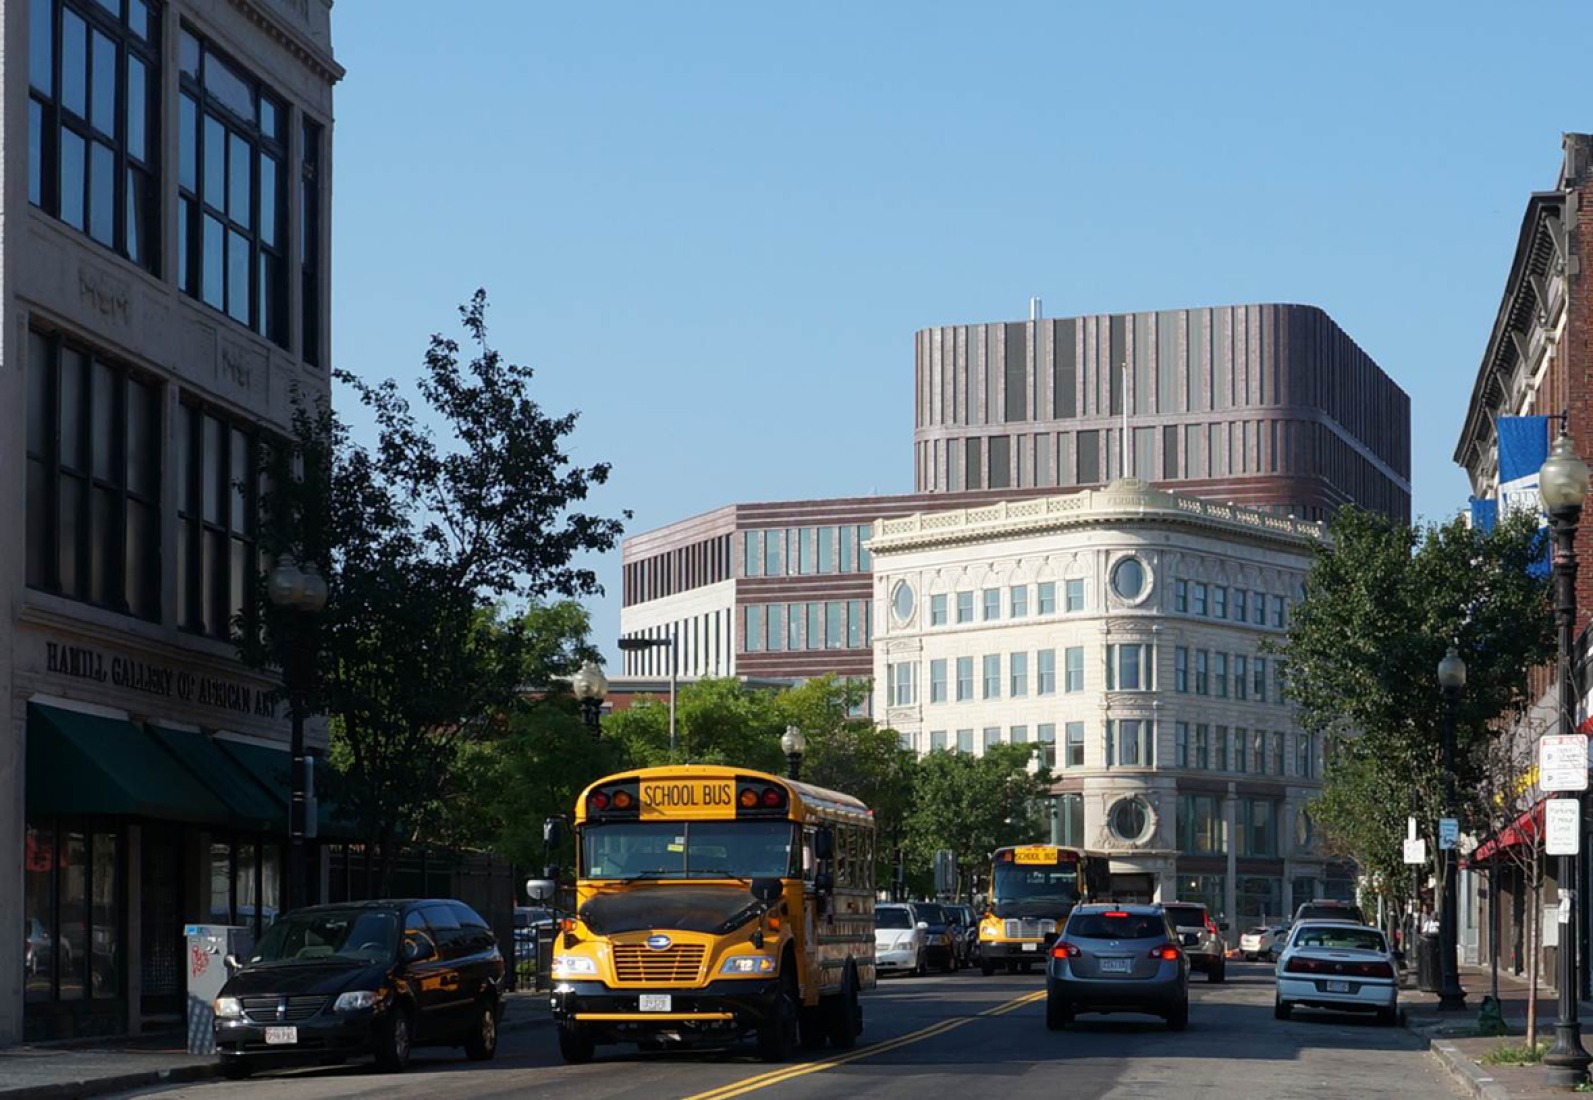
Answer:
268;554;328;913
616;632;678;759
571;661;609;733
781;725;806;781
1437;645;1467;1012
1541;428;1592;1089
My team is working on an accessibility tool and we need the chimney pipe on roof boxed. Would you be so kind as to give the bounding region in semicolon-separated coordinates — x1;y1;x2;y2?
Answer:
1029;296;1043;321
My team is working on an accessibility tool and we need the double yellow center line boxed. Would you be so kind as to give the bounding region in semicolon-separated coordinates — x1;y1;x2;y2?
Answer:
682;989;1047;1100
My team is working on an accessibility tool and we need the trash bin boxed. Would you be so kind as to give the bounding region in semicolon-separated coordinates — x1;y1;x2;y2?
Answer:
184;924;255;1055
1417;932;1442;993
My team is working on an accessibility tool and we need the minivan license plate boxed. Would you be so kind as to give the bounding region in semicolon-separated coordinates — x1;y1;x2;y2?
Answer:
264;1026;297;1045
639;995;672;1012
1324;980;1352;994
1099;958;1132;973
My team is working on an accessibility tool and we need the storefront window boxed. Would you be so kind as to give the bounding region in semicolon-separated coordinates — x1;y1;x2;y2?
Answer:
236;840;259;927
59;831;87;1000
1179;874;1225;916
1238;875;1283;925
25;824;55;1002
209;841;233;922
91;831;118;997
261;844;282;930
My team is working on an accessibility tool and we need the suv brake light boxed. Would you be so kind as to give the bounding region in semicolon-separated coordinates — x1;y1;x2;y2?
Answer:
1051;940;1080;959
1148;944;1181;962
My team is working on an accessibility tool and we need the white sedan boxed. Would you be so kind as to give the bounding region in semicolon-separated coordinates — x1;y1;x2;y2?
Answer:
874;903;929;976
1239;925;1287;961
1274;920;1399;1025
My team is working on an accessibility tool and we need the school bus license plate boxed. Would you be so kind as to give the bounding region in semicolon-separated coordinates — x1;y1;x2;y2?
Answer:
639;995;672;1012
639;780;736;820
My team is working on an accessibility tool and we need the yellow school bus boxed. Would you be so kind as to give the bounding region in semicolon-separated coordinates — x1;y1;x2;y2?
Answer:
535;765;876;1064
977;844;1110;974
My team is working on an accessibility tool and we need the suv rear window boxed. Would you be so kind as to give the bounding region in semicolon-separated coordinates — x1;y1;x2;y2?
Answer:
1162;905;1207;929
1069;912;1167;939
1296;902;1364;924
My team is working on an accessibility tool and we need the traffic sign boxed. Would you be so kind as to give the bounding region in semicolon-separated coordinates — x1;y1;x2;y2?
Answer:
1438;818;1459;850
1541;735;1589;792
1402;838;1427;865
1547;799;1582;856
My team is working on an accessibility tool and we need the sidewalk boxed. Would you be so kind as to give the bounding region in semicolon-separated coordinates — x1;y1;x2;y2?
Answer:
1405;962;1593;1099
0;991;550;1100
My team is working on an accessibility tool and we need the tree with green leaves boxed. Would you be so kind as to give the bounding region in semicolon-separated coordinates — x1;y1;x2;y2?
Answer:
903;744;1052;900
1279;505;1552;913
248;292;628;890
600;678;787;772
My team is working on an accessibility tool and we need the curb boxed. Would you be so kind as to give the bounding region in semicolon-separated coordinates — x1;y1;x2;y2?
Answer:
1424;1038;1513;1100
0;1062;218;1100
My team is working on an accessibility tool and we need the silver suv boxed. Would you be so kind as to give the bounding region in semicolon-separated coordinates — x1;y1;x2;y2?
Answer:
1160;902;1228;983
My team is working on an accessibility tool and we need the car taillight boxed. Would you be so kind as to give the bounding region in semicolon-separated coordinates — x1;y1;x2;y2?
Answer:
1051;940;1080;958
1148;944;1181;962
1284;956;1322;974
1205;916;1219;935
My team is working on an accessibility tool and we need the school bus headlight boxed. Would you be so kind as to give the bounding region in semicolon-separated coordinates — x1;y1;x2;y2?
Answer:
980;919;1002;938
720;955;777;975
552;955;599;977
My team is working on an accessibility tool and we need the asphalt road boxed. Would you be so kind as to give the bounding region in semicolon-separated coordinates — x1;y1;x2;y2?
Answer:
120;960;1464;1100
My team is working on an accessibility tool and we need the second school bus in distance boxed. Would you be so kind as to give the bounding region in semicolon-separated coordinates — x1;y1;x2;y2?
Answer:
978;844;1111;974
527;765;876;1064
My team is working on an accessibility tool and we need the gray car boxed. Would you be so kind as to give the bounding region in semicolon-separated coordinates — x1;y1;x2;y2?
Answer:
1045;904;1189;1031
1160;901;1227;983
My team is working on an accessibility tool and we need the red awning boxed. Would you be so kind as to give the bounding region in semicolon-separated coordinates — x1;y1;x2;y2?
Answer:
1469;801;1545;865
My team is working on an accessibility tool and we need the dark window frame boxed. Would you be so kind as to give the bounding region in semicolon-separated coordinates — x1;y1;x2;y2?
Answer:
176;397;264;640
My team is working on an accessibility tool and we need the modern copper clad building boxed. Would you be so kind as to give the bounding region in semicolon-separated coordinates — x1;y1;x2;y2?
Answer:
913;304;1410;524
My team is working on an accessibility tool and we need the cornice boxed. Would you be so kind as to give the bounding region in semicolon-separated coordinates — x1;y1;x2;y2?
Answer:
226;0;345;85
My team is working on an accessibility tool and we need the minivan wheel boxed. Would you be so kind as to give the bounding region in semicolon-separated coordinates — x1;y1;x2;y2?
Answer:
374;1004;413;1072
464;998;498;1061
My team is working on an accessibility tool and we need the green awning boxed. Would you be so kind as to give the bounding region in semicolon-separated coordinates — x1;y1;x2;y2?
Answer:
147;726;285;832
26;704;236;825
219;740;359;840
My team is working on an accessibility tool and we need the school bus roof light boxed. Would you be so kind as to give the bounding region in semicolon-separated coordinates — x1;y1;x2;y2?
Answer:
591;790;611;811
612;790;634;811
739;788;759;809
761;787;784;809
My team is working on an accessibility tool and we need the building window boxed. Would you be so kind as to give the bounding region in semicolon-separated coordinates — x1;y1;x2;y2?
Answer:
1272;731;1285;776
767;604;785;652
982;655;1001;700
742;531;762;577
956;590;974;623
796;527;814;574
1234;727;1248;773
1064;646;1084;692
887;661;917;707
27;331;162;620
825;601;843;648
1213;653;1229;698
1178;795;1223;854
1107;643;1150;691
982;727;1001;751
1232;588;1247;623
1057;793;1083;846
847;599;866;648
743;605;763;652
816;527;834;573
24;823;123;1003
1253;657;1267;702
300;116;322;365
839;525;855;573
929;730;947;752
1252;590;1266;625
1038;581;1056;615
1253;729;1267;775
1194;650;1209;695
1214;726;1229;771
1010;725;1028;745
982;587;1000;621
1009;652;1028;697
1037;649;1056;695
1174;578;1188;613
763;530;783;575
1175;721;1189;767
1063;721;1084;767
1108;797;1151;843
1065;577;1085;612
1194;723;1210;768
858;524;873;571
1110;557;1146;601
29;0;160;270
1108;719;1152;767
956;728;974;753
178;27;288;345
1271;594;1286;628
1175;647;1189;693
1238;800;1278;857
930;593;947;626
1193;582;1208;616
805;603;821;649
891;581;915;624
1296;732;1314;778
929;659;947;704
1037;723;1057;768
955;657;974;702
1212;585;1227;619
1234;655;1248;700
1010;585;1029;617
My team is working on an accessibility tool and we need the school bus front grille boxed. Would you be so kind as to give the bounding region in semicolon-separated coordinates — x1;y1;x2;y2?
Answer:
613;944;706;983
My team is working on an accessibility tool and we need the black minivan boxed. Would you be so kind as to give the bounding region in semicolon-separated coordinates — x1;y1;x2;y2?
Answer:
212;899;505;1077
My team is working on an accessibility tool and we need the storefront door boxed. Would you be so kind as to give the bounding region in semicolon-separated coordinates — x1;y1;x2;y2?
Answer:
139;827;184;1018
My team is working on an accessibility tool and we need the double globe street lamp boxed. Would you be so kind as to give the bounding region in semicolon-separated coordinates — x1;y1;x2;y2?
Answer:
781;725;806;782
267;554;328;913
571;661;609;733
1540;429;1592;1089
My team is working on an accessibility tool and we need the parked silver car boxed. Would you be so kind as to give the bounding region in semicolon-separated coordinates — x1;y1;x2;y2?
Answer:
1045;904;1189;1031
1274;920;1398;1025
1160;901;1228;983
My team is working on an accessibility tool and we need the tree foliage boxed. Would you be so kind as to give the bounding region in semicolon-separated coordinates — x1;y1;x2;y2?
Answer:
903;745;1052;898
249;293;628;885
1280;506;1552;895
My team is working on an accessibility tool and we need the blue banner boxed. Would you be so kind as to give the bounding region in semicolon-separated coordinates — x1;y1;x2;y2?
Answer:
1495;415;1551;577
1470;496;1497;533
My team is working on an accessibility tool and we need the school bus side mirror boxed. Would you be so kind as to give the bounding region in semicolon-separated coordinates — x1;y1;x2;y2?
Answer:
814;827;835;861
525;877;557;902
750;877;783;904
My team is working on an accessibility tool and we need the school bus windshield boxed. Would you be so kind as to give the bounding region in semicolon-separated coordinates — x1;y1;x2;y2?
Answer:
582;821;800;880
992;864;1080;904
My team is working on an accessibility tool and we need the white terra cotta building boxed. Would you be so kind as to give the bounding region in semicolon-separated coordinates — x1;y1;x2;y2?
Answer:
868;478;1357;925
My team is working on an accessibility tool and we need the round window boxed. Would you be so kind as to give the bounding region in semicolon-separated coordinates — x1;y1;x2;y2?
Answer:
1111;557;1147;601
1109;797;1150;843
891;581;916;623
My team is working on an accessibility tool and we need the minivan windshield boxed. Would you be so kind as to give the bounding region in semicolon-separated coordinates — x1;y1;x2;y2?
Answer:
250;908;400;966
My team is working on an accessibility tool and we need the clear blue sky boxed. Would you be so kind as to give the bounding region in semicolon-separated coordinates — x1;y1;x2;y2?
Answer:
328;1;1585;661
